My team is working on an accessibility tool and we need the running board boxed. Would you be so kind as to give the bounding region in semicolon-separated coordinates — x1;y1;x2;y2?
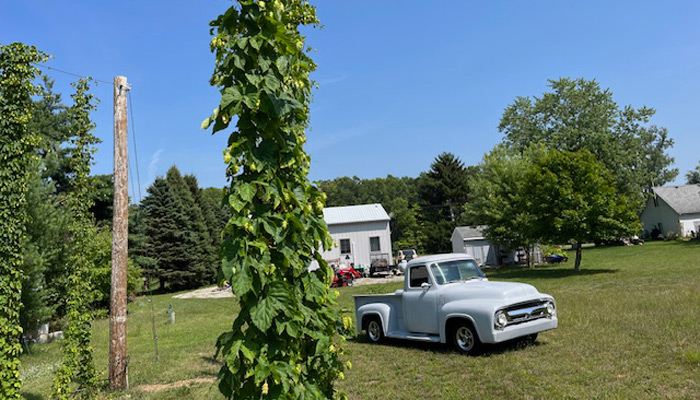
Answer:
386;331;441;343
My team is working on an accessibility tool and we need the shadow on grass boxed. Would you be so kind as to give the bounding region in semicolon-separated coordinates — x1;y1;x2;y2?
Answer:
21;392;44;400
487;267;618;280
350;334;543;356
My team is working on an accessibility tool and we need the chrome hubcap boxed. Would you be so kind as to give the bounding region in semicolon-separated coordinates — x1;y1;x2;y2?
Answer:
368;321;380;341
456;327;474;351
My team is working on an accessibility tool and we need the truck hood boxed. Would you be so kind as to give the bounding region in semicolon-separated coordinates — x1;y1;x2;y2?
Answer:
439;280;541;305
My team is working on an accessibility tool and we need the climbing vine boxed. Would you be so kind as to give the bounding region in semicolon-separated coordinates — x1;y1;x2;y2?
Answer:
204;1;347;398
51;78;99;399
0;42;47;399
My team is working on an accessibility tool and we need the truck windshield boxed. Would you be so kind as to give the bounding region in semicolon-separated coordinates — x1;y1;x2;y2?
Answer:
430;259;485;285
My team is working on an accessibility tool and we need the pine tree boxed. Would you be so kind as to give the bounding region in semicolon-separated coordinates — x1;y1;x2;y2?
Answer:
142;177;175;290
184;175;221;283
167;167;211;288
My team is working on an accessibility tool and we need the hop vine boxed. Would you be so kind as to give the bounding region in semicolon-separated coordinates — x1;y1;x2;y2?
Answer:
204;1;347;398
51;78;100;399
0;42;48;399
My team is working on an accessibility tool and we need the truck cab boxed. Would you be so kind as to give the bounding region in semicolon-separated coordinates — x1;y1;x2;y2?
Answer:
354;254;558;354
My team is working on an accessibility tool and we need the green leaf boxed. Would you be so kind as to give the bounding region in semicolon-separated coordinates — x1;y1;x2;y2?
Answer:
275;55;290;75
239;183;256;201
221;87;242;110
250;297;279;331
230;265;253;297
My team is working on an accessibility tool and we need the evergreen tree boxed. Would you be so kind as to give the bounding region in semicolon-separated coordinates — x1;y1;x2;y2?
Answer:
128;204;157;289
418;152;472;223
142;177;177;290
21;165;67;333
416;153;473;254
184;174;218;281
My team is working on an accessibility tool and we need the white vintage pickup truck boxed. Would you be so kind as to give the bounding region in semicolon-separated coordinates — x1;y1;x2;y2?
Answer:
354;254;557;354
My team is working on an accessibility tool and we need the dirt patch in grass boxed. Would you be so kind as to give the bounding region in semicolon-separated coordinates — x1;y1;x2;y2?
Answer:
138;377;216;392
173;275;404;299
172;286;233;299
352;274;403;286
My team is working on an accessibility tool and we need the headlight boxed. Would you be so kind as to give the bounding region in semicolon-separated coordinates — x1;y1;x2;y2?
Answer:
494;311;508;329
545;302;555;317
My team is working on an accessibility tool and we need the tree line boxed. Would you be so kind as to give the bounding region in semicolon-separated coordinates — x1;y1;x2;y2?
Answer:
320;78;686;271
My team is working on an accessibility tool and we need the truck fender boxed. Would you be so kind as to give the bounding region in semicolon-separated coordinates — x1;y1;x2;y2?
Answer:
441;302;498;343
356;303;393;335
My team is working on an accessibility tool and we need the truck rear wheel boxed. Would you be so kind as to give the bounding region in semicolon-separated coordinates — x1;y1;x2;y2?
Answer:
365;316;384;344
451;321;482;355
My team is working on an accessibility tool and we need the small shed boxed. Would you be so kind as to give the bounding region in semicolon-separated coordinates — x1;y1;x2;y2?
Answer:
320;204;392;267
640;185;700;237
451;226;498;266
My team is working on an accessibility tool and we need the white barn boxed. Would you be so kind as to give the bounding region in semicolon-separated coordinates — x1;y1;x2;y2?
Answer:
321;204;392;267
640;185;700;237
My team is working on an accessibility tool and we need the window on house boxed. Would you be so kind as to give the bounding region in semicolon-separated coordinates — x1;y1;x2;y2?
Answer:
370;236;381;252
409;265;429;288
340;239;351;254
653;196;659;207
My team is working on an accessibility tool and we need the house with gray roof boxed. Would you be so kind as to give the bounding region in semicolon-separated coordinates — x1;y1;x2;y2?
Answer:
640;184;700;237
320;203;392;268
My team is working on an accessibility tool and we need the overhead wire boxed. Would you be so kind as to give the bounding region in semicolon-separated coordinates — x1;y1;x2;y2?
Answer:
31;63;115;86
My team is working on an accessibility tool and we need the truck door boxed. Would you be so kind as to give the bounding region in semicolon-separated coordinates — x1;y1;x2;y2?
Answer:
403;265;439;334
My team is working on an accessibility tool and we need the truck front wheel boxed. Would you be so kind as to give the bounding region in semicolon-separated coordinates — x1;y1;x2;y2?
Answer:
451;321;482;355
365;316;384;344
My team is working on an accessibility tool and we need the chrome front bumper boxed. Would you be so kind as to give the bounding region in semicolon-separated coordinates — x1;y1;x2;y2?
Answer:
489;317;558;343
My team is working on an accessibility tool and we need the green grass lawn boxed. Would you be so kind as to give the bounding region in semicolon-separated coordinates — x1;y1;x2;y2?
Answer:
21;241;700;399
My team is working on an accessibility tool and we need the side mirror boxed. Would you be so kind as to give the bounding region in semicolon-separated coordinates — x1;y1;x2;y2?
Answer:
421;282;431;291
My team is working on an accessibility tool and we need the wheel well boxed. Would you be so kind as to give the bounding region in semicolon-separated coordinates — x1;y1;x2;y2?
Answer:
445;317;477;339
361;314;381;331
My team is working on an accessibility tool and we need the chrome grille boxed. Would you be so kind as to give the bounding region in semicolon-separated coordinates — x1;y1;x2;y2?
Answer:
503;301;548;326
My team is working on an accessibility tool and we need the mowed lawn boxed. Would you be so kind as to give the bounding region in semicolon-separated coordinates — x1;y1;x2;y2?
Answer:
21;240;700;399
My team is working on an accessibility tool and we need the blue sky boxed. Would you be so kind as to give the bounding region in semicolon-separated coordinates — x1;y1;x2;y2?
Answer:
3;1;700;197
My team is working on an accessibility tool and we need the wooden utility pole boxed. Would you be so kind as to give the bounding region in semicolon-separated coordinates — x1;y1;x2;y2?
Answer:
110;76;129;390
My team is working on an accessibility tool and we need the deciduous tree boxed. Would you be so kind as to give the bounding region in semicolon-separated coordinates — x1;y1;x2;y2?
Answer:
686;161;700;185
464;145;540;266
523;150;641;271
499;78;677;208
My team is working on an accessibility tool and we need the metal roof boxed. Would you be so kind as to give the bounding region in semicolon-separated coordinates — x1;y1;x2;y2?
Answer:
407;253;475;266
653;185;700;215
322;203;390;225
453;225;488;240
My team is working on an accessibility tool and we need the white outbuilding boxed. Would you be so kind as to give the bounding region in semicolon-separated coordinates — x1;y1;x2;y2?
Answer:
451;225;543;266
640;185;700;237
320;203;392;268
451;226;499;266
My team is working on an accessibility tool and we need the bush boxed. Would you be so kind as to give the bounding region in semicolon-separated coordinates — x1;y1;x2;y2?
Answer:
663;231;678;241
541;245;566;257
88;227;143;309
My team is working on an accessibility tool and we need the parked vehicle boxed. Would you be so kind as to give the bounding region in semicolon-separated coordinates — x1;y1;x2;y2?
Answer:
396;248;417;263
331;269;355;287
354;254;558;354
369;253;392;276
545;254;568;264
339;265;362;280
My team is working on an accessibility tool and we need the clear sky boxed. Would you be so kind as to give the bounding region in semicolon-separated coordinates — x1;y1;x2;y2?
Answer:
3;1;699;197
